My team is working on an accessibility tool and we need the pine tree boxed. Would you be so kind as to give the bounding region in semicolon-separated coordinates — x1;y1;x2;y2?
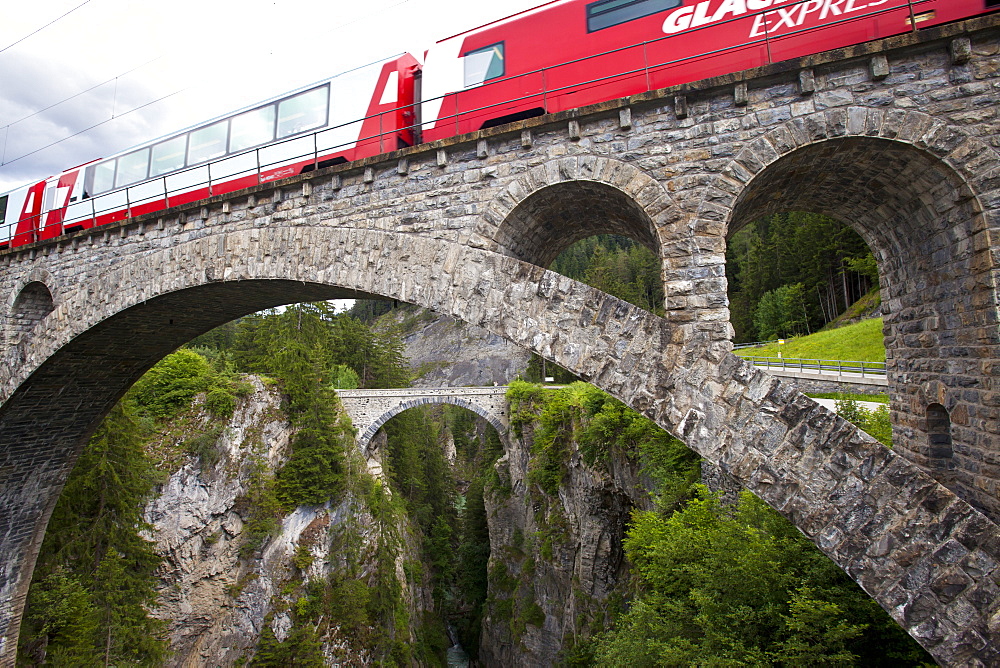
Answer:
18;400;168;666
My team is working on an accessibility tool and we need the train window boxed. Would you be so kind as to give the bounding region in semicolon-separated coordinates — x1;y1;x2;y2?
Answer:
44;181;56;212
464;43;505;88
151;136;187;177
277;87;328;139
0;195;7;227
92;160;117;194
231;105;276;152
188;121;229;165
586;0;681;32
115;148;150;188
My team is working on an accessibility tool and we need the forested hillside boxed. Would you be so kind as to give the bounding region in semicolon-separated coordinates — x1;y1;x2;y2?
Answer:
726;213;878;342
549;235;665;316
540;214;879;344
18;306;416;665
503;382;929;666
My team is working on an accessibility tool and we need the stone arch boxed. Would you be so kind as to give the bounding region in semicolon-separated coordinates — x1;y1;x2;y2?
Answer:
6;269;56;346
480;156;677;268
0;227;998;664
357;397;506;452
700;108;1000;518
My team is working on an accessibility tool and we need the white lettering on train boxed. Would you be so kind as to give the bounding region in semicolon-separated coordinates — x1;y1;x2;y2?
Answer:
665;0;894;36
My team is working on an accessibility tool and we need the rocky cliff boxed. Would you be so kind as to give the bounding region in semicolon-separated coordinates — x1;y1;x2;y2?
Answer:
376;306;530;387
141;367;660;666
144;377;432;666
479;391;654;665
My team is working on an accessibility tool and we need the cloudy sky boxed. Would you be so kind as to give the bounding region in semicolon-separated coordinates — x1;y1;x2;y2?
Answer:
0;0;544;192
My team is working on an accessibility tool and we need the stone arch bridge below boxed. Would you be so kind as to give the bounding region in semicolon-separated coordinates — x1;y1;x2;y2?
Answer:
337;386;510;452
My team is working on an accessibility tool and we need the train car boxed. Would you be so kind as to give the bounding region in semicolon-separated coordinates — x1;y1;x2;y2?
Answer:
419;0;999;140
0;54;419;249
2;0;997;249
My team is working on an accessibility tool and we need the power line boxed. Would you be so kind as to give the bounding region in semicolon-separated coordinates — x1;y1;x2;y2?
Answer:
0;57;162;130
0;87;188;168
0;0;425;180
0;0;94;55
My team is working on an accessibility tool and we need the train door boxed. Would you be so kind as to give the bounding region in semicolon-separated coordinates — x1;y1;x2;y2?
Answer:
39;171;83;240
10;181;45;246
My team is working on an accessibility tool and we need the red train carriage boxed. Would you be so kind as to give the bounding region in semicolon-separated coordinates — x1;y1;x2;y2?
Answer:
2;0;996;249
0;54;419;248
419;0;999;139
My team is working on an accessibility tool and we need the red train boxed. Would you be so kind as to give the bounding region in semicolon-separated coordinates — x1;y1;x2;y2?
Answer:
1;0;995;248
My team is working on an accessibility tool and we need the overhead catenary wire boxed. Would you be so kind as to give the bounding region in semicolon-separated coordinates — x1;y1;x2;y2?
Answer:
0;0;94;55
0;0;419;186
0;87;188;168
0;57;162;130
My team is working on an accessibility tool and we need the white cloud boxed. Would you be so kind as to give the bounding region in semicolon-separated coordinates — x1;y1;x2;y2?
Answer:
0;0;541;192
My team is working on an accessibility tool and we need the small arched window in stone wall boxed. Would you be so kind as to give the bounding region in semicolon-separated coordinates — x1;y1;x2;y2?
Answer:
9;281;55;343
926;403;954;466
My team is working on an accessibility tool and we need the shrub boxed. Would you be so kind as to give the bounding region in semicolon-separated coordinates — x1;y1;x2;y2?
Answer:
131;349;213;418
184;426;226;469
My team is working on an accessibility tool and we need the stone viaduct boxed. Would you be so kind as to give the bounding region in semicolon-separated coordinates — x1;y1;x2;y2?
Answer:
336;386;509;451
0;15;999;665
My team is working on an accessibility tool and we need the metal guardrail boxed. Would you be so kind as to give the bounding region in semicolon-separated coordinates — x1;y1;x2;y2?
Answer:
732;340;780;350
741;356;886;377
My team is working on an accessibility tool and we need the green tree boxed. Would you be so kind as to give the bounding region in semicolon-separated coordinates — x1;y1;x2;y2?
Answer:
131;348;214;418
596;488;931;666
770;586;864;666
328;363;360;389
19;568;100;665
727;213;876;342
835;397;892;446
550;234;664;315
753;283;810;340
18;400;168;666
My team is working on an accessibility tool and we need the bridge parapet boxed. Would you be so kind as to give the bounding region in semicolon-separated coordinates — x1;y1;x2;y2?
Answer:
337;386;510;450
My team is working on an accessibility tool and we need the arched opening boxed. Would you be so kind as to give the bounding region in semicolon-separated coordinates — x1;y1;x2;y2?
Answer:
724;135;996;516
726;213;878;345
9;281;55;343
3;284;375;665
358;396;506;452
926;402;955;467
495;180;666;381
494;181;660;269
1;221;994;664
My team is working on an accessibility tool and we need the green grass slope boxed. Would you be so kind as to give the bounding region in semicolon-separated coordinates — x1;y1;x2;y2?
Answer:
735;317;885;363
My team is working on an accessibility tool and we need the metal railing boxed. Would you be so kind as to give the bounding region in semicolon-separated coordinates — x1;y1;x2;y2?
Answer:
732;340;780;350
2;0;935;247
742;356;887;377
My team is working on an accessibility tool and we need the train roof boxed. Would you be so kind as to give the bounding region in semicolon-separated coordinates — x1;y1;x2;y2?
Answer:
435;0;568;43
0;52;412;196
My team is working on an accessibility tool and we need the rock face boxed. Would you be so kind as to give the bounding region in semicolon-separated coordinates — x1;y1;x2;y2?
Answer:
480;420;651;665
144;378;428;666
145;376;290;665
379;307;530;387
